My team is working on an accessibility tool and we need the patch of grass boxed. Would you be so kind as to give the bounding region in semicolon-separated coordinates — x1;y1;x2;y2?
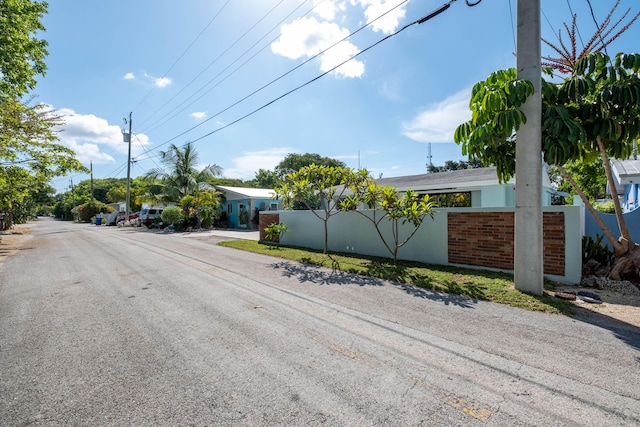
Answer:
218;240;574;314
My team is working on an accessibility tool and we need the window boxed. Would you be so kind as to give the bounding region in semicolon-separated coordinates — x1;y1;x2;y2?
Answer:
227;204;232;214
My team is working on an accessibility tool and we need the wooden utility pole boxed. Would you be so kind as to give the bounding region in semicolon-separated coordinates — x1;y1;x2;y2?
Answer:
515;0;543;295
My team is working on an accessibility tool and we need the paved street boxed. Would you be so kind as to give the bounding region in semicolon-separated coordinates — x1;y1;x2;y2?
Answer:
0;218;638;426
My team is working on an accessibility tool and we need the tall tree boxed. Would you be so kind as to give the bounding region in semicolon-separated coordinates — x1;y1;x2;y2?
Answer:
0;0;49;98
0;1;86;227
454;52;640;280
145;142;222;205
275;153;346;181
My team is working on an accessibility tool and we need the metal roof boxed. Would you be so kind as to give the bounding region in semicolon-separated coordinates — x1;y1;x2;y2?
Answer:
374;167;511;193
215;186;277;200
611;158;640;185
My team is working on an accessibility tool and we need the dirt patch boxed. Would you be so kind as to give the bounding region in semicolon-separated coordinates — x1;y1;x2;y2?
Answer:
0;224;32;270
551;285;640;328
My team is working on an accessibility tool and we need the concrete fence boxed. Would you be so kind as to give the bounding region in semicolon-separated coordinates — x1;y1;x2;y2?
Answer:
260;206;583;284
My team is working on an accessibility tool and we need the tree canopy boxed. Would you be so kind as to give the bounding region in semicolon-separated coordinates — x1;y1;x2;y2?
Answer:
454;51;640;280
0;0;49;98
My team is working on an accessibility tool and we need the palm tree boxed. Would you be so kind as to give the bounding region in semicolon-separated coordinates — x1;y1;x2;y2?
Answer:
145;142;222;211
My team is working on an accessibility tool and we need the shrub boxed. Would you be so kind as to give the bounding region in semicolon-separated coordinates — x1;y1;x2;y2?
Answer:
594;201;615;213
161;206;182;225
264;223;290;243
75;201;113;222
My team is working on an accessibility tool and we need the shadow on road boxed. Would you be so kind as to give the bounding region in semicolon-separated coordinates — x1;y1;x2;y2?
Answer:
571;307;640;351
271;261;478;309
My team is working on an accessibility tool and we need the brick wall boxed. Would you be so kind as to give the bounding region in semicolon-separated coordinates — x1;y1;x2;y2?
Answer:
448;211;565;275
259;213;280;241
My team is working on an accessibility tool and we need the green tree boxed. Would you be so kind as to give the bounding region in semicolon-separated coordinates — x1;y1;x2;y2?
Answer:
0;2;86;226
145;142;222;204
342;184;435;264
454;52;640;280
275;153;346;181
0;0;49;98
427;159;482;173
275;165;370;254
252;168;280;188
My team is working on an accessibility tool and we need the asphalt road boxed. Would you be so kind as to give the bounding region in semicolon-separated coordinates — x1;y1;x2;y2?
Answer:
1;218;638;426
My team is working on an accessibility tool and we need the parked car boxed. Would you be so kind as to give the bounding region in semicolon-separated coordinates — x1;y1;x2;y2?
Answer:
138;208;164;228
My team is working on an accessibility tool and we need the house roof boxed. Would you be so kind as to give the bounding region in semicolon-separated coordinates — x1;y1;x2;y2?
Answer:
611;158;640;185
375;167;513;193
215;186;276;200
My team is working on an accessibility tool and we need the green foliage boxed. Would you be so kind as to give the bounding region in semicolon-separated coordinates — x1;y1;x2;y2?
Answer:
74;201;113;222
454;51;640;255
427;159;483;173
275;165;370;254
238;208;249;224
551;159;607;203
263;223;290;243
161;206;182;225
583;235;614;267
341;184;435;263
0;0;49;98
252;168;281;188
275;153;346;181
594;201;615;213
145;142;222;204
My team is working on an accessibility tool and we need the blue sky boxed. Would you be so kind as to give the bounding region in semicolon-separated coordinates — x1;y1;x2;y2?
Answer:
41;0;640;192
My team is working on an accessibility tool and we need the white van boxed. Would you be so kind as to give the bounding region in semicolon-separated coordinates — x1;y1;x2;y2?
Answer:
138;207;164;228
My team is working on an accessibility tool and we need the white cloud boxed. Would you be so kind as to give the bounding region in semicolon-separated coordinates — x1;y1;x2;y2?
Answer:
224;147;297;179
191;111;207;120
402;90;471;143
351;0;407;34
123;72;135;80
313;0;344;20
143;72;172;88
154;77;172;88
54;108;151;165
271;16;364;78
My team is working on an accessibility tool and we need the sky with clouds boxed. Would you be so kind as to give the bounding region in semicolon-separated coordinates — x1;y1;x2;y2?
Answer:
38;0;640;191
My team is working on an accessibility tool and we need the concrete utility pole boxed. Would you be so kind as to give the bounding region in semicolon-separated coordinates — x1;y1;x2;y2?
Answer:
515;0;543;295
125;112;132;225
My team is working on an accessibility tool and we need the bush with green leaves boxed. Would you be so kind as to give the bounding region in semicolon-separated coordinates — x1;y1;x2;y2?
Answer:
263;223;290;243
594;201;615;214
161;206;182;225
74;201;113;222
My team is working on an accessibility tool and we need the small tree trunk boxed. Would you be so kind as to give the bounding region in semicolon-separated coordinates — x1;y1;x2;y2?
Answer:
596;137;632;243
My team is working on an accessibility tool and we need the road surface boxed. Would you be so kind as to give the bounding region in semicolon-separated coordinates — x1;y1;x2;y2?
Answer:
0;218;638;426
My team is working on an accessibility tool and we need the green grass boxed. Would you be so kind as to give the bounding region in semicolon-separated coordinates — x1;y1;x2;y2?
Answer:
218;240;573;314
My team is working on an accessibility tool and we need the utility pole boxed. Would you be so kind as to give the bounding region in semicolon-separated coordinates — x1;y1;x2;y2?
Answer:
427;143;433;172
515;0;543;295
125;112;132;225
70;178;76;222
90;161;94;204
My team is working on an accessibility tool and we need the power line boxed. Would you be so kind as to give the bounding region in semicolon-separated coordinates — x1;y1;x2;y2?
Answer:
138;0;319;134
135;0;469;162
136;0;303;130
135;0;414;162
130;0;232;113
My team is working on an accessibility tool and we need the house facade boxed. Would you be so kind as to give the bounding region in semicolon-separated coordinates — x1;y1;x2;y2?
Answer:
611;158;640;213
215;186;280;228
373;166;556;207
